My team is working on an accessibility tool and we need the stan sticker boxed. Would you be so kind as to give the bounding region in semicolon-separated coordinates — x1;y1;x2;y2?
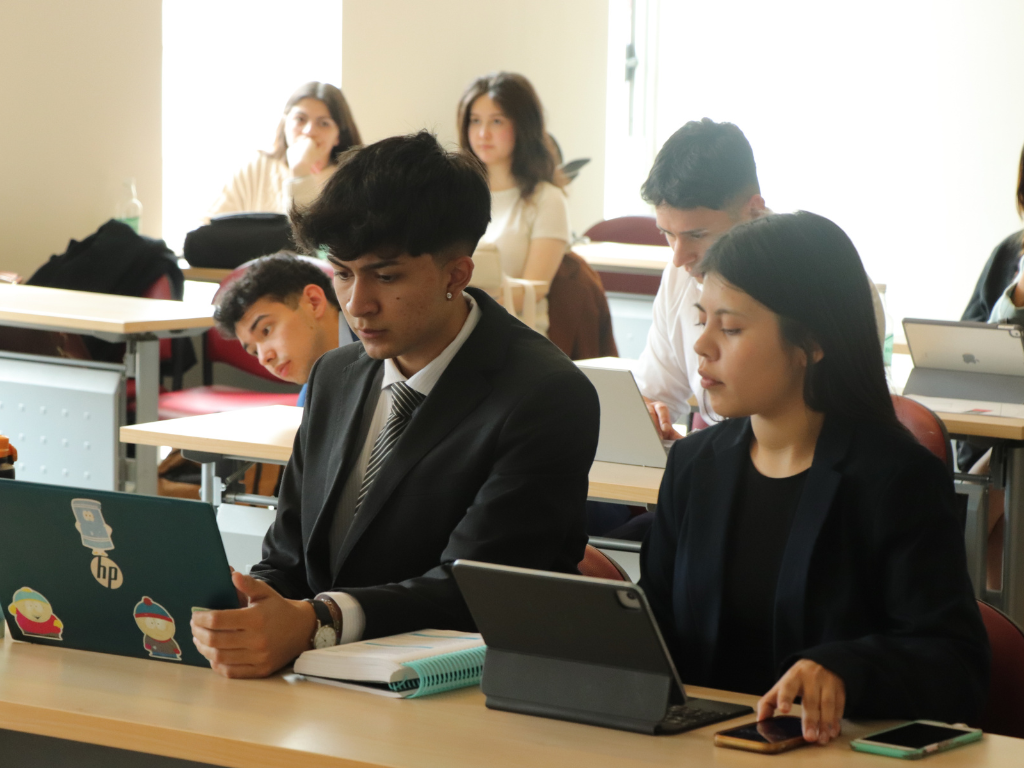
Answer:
71;498;123;589
8;587;64;641
134;597;182;661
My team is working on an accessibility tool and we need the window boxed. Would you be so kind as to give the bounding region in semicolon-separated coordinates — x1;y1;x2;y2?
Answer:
162;0;343;252
605;0;1024;330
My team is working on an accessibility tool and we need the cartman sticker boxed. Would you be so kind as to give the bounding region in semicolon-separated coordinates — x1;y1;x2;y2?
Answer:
71;498;123;589
134;597;182;661
8;587;64;640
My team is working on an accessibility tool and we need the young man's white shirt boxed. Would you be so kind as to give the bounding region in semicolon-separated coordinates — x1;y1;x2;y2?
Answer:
634;263;714;423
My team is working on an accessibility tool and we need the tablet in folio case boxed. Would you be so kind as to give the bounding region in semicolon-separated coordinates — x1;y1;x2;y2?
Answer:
452;560;752;735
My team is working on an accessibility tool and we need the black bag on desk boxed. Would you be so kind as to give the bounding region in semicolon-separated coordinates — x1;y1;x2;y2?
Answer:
183;212;295;268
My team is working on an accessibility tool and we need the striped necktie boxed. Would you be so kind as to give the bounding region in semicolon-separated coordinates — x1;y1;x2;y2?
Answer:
355;381;426;513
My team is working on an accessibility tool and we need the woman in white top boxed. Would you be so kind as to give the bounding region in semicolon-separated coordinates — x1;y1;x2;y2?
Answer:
458;73;570;335
207;82;361;220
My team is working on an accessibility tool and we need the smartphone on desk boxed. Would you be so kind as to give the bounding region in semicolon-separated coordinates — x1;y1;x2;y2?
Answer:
851;721;982;759
714;716;807;754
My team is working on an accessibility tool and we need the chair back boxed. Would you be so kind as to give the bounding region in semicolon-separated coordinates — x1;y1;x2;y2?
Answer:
205;256;335;384
584;216;665;247
468;243;541;330
578;544;629;581
891;394;954;472
976;600;1024;738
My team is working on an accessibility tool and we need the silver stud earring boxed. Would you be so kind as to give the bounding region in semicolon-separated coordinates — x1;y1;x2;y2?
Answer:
446;292;453;300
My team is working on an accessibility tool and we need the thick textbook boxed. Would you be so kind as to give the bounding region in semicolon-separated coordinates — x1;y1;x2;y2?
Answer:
292;629;485;698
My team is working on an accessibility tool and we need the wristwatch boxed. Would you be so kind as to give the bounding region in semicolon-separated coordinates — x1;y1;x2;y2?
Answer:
306;598;338;649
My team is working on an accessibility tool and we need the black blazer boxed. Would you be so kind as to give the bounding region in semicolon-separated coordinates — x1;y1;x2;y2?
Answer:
640;416;990;722
961;229;1024;322
251;288;600;639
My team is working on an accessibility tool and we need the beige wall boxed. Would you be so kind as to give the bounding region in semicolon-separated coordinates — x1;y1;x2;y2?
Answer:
0;0;162;278
343;0;609;236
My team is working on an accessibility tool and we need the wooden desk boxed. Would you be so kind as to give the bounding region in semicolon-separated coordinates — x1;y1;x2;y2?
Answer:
2;638;1016;768
574;242;671;275
121;406;664;506
182;267;232;284
0;284;214;495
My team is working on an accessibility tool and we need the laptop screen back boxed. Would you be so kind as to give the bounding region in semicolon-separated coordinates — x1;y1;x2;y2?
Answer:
904;319;1024;376
0;479;236;666
577;362;668;468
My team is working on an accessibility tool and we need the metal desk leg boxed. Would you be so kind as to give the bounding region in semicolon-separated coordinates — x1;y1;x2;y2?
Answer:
131;338;160;495
199;461;223;507
1001;444;1024;626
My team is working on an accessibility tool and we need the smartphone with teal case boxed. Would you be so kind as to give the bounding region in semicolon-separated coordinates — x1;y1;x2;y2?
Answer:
851;721;982;759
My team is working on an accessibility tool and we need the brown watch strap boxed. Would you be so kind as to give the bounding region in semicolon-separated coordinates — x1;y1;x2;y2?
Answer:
314;594;343;637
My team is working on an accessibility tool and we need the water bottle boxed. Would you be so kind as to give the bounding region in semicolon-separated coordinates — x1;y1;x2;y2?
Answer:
115;178;143;233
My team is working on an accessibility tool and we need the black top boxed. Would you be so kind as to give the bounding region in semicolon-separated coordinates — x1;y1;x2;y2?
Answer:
961;229;1024;322
714;455;808;695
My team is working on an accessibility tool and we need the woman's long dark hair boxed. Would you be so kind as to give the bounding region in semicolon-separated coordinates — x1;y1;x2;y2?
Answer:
268;81;361;165
700;211;900;429
457;72;555;198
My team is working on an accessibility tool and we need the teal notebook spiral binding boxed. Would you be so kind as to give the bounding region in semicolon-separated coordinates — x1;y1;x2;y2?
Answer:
388;645;487;698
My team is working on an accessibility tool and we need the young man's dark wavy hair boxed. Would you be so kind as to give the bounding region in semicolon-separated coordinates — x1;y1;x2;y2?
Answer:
291;131;491;265
214;253;339;339
641;118;760;211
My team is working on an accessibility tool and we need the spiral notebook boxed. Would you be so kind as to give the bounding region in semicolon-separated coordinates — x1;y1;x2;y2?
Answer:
290;629;485;698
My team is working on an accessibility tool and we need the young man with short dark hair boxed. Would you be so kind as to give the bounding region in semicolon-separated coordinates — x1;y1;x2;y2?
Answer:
215;253;348;403
635;119;767;438
191;132;600;678
635;119;883;438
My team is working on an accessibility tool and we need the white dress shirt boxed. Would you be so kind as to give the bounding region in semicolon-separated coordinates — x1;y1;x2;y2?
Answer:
321;293;482;643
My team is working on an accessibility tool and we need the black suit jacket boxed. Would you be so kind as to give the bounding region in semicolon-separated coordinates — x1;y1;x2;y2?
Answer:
640;416;990;722
251;288;599;639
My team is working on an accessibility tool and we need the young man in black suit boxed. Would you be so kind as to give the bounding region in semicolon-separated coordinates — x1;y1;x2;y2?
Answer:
191;132;600;678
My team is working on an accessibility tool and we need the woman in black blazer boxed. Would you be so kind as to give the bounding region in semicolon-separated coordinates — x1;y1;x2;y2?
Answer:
640;212;989;746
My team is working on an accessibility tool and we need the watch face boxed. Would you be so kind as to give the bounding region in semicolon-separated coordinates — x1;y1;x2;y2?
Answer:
313;625;337;649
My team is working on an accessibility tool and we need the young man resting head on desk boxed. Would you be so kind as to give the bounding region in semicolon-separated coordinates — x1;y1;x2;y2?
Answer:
191;131;600;678
214;253;353;406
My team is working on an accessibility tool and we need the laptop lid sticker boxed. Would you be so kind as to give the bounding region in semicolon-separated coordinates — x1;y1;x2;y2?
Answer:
71;498;124;590
134;597;182;661
9;587;64;641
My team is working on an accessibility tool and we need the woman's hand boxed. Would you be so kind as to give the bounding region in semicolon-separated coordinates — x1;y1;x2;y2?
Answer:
757;659;846;745
286;134;330;178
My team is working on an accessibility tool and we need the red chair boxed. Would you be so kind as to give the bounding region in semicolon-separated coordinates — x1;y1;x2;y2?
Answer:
157;257;333;419
891;394;954;472
584;216;665;247
975;600;1024;738
578;544;630;581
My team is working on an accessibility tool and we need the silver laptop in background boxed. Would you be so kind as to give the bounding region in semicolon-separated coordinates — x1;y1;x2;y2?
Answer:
576;359;669;469
903;319;1024;404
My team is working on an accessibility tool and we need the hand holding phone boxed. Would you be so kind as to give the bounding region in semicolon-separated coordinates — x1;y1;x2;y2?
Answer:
715;716;808;754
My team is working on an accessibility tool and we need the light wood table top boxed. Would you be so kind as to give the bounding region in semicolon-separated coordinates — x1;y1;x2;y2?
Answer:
3;638;1016;768
0;283;214;336
121;406;664;503
574;242;671;275
182;267;232;283
933;411;1024;441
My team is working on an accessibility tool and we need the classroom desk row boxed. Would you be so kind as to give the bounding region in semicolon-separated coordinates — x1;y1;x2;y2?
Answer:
3;635;1021;768
122;402;1024;626
119;405;663;506
0;283;215;495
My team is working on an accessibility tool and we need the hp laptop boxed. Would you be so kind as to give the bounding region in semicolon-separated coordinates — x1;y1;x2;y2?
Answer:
903;319;1024;404
0;479;237;666
452;560;753;735
576;358;670;469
